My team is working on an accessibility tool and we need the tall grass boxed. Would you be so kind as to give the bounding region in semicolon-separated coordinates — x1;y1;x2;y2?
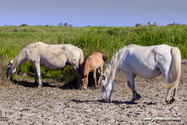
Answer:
0;25;187;80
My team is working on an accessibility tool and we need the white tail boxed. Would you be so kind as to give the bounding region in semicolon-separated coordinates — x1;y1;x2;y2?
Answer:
161;47;181;89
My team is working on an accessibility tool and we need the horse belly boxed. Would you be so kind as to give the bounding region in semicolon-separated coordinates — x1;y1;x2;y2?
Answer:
133;66;161;79
41;59;66;70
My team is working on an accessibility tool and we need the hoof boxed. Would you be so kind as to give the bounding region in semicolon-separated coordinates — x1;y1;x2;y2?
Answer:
163;100;170;105
83;87;87;90
102;99;111;103
169;98;175;104
136;93;141;100
38;84;42;88
130;99;135;104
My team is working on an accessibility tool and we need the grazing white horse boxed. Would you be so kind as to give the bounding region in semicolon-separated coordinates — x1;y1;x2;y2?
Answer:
100;44;181;104
6;42;84;88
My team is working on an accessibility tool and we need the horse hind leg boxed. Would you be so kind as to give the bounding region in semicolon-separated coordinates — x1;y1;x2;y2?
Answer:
168;83;178;104
169;87;177;104
163;77;179;104
164;88;173;104
93;68;98;88
161;69;177;104
72;64;82;88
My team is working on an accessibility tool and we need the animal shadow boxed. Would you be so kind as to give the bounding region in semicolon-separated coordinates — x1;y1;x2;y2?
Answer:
72;99;156;105
71;99;135;105
59;78;79;90
13;80;56;88
111;100;156;105
71;99;103;103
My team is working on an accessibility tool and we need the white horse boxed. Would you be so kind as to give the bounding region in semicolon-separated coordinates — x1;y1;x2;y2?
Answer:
100;44;181;104
6;42;84;88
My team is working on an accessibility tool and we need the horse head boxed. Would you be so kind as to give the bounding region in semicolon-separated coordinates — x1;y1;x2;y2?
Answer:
6;60;17;80
81;75;88;90
100;75;113;103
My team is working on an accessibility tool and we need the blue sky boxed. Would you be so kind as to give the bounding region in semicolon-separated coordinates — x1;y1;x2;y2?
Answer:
1;0;186;27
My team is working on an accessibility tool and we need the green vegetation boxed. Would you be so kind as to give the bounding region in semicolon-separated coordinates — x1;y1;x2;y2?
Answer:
0;25;187;80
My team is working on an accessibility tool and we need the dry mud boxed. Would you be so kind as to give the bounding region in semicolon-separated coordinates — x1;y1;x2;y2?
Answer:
0;62;187;125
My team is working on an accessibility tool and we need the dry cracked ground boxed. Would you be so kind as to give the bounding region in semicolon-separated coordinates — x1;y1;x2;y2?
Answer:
0;61;186;125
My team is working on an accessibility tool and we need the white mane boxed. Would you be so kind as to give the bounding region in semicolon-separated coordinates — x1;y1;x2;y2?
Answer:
103;44;135;85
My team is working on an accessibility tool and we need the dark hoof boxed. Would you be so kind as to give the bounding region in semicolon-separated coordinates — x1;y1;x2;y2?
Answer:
169;98;175;104
136;93;141;100
102;99;111;103
130;99;135;104
163;101;170;105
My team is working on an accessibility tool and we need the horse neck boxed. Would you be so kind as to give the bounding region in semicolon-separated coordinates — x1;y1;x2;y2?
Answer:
104;46;128;85
11;48;29;70
83;60;90;77
104;56;119;85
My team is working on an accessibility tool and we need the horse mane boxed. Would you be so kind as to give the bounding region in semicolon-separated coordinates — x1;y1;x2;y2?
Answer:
103;45;133;84
10;42;43;70
11;46;30;70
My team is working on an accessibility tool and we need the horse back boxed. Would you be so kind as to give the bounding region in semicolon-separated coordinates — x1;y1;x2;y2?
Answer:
90;52;107;65
83;52;105;72
29;42;81;70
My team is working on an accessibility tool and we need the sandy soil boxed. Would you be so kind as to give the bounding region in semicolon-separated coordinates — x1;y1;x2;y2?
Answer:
0;61;186;125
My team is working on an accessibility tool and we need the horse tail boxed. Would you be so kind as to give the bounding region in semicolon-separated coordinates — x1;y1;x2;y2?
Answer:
102;54;108;62
161;47;181;89
78;48;84;69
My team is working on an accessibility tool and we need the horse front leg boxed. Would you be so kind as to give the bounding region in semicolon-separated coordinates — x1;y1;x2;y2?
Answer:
127;80;141;101
126;73;138;103
34;63;42;88
34;66;38;84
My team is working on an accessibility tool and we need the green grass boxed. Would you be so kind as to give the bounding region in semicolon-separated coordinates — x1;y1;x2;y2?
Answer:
1;25;187;80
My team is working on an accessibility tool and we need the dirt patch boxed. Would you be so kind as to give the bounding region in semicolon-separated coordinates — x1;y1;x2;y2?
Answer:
0;62;186;124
